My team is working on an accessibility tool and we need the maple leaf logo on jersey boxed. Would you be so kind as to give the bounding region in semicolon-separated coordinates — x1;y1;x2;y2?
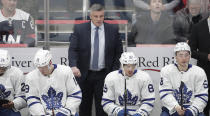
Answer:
0;84;11;99
174;82;192;105
41;87;63;110
119;89;138;105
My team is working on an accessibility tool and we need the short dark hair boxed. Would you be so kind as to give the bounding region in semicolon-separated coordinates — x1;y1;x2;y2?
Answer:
90;4;104;13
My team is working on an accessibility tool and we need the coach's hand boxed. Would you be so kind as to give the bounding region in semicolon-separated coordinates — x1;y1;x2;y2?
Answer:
71;67;81;77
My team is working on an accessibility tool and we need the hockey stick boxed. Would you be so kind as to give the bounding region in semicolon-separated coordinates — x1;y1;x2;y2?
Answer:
180;81;184;110
121;65;128;116
124;77;127;116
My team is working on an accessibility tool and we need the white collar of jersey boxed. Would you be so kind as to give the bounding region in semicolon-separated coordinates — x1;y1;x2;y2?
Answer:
118;69;137;76
174;63;192;72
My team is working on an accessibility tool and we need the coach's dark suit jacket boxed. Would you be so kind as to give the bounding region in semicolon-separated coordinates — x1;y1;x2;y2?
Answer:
189;18;210;78
189;17;210;116
68;21;123;80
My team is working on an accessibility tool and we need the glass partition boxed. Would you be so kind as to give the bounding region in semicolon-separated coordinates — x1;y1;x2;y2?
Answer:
0;0;209;48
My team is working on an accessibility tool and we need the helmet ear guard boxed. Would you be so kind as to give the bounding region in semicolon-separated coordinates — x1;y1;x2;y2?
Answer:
174;42;191;55
0;49;11;68
34;49;52;67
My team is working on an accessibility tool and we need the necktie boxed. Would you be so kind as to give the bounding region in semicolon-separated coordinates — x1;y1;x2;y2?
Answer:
92;27;99;70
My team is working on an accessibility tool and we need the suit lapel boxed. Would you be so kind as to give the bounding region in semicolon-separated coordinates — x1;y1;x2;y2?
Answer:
104;23;109;58
87;22;91;55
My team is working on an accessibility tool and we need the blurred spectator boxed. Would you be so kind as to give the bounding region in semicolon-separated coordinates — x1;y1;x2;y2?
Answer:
17;0;39;19
133;0;179;13
188;14;210;116
128;0;175;45
89;0;104;6
0;0;36;47
173;0;203;42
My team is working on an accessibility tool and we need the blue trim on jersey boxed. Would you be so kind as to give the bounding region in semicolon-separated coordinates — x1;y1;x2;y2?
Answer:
159;89;173;93
67;95;82;99
195;94;208;97
197;96;208;103
102;101;113;107
141;109;149;116
28;101;41;108
141;98;155;102
174;64;192;72
111;107;117;114
189;107;197;115
65;108;72;115
118;69;137;76
26;96;41;101
127;109;136;111
192;106;199;114
53;64;57;69
160;93;169;100
70;91;81;96
102;98;115;102
133;70;137;74
142;102;154;107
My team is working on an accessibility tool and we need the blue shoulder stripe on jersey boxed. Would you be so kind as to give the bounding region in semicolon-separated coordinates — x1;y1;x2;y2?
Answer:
28;101;41;108
141;109;149;116
102;101;113;107
26;96;41;101
67;95;82;99
141;98;155;102
197;96;208;103
195;94;208;97
70;91;81;96
159;89;173;93
102;98;115;102
142;102;154;107
160;93;169;100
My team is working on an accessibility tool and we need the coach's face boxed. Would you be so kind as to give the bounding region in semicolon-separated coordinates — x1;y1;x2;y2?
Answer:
90;10;104;27
1;0;17;12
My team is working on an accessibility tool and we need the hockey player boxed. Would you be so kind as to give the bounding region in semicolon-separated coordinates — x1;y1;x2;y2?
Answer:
0;49;27;116
102;52;155;116
159;42;208;116
0;0;36;47
25;49;81;116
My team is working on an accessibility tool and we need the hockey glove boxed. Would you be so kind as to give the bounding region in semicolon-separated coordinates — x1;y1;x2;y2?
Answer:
132;113;142;116
184;109;193;116
117;109;128;116
56;108;71;116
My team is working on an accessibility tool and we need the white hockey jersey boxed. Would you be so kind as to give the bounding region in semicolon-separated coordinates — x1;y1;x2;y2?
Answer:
102;70;155;116
159;64;208;115
0;66;26;110
0;9;35;47
25;64;82;115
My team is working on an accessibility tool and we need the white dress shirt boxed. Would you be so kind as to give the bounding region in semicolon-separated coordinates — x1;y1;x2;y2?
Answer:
90;21;105;70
